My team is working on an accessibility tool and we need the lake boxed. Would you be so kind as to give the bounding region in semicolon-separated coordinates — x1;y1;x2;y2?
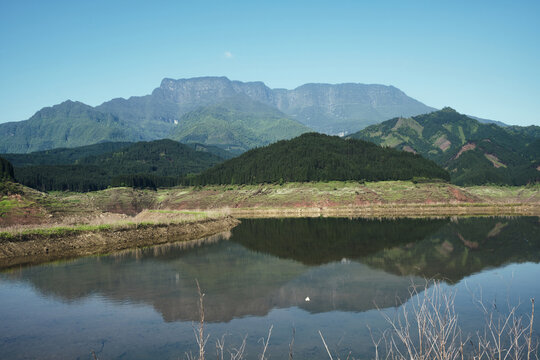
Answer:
1;217;539;359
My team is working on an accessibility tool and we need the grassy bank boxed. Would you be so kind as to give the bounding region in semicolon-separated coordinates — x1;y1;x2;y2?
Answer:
0;214;239;269
1;181;539;231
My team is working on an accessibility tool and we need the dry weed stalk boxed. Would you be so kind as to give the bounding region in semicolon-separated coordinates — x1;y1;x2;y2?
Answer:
367;280;537;360
215;334;247;360
289;327;296;360
258;325;273;360
473;296;536;360
319;330;335;360
188;281;275;360
188;279;536;360
186;280;210;360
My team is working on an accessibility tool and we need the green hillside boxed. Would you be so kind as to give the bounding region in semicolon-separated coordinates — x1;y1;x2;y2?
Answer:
15;139;226;191
2;142;133;167
350;108;539;185
189;133;450;185
2;141;234;168
169;96;310;152
0;101;141;153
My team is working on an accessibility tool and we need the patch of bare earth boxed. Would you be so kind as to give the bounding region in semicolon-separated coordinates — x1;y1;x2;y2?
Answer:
0;195;48;227
447;186;481;203
453;142;476;160
402;145;417;154
484;153;506;168
434;136;452;151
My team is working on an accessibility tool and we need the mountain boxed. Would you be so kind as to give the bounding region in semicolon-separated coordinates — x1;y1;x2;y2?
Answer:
0;77;437;153
271;83;436;134
14;139;226;192
189;132;450;185
98;77;435;137
0;101;141;153
468;115;508;127
0;157;14;181
134;77;435;134
349;108;540;185
168;96;310;152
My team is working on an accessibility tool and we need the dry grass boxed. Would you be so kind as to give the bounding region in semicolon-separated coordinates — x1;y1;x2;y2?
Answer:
190;280;538;360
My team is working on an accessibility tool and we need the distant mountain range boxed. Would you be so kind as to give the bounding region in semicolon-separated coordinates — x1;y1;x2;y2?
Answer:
0;77;438;153
1;76;537;188
349;108;540;185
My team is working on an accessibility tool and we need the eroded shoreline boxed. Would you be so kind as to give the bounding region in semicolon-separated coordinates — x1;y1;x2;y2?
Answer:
1;181;538;269
0;216;240;269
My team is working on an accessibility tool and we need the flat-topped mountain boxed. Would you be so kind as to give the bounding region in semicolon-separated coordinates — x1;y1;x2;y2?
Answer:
0;77;436;153
271;82;435;134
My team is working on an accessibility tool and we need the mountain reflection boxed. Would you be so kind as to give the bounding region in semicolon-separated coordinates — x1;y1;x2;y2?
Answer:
1;217;538;323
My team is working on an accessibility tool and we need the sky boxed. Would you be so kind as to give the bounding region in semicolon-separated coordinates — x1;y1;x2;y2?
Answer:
1;0;539;126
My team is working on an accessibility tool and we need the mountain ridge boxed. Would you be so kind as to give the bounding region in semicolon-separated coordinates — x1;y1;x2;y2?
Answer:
0;77;438;153
349;108;539;185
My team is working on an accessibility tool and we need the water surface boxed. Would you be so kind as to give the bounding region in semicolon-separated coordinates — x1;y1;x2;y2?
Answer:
1;217;539;359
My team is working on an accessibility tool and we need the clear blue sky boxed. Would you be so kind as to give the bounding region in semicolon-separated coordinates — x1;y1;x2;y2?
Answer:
1;0;539;126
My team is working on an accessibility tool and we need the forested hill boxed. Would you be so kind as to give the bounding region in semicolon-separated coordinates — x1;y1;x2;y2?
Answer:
1;141;234;168
0;101;140;154
14;139;227;192
188;133;450;185
77;139;223;176
2;142;133;167
0;157;14;181
349;108;540;185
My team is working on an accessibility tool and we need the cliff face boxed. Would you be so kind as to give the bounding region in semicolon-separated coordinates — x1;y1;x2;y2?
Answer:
0;76;435;153
149;77;435;134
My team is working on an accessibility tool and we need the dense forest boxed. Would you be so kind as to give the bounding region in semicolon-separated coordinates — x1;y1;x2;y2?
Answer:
2;142;132;167
12;140;225;191
0;157;14;181
188;133;450;185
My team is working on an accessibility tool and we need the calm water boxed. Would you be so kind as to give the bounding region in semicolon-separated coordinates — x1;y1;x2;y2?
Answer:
1;217;539;359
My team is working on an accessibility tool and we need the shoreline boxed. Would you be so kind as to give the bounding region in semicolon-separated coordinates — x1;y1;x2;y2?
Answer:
229;203;539;218
1;180;538;269
0;216;240;269
1;204;537;270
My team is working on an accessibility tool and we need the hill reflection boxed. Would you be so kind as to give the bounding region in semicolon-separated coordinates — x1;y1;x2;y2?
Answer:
2;217;538;323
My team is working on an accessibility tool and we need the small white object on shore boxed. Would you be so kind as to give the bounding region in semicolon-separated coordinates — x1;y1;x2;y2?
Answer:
305;296;310;302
